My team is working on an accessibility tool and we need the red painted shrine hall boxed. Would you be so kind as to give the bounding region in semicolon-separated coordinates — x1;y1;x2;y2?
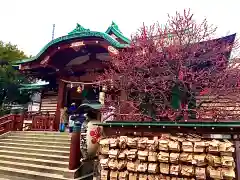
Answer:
14;22;130;130
14;21;237;131
11;22;240;179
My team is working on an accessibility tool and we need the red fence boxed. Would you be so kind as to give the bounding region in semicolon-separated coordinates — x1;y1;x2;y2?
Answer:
0;114;23;135
23;112;55;131
0;112;56;134
31;114;55;131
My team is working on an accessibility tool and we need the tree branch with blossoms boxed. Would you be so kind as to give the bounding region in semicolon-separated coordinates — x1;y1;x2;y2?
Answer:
97;9;240;122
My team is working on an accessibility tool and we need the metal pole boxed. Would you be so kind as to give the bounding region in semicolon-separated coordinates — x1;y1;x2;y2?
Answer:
52;24;55;40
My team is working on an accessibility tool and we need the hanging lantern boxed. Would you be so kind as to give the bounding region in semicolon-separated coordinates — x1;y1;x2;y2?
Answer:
102;85;107;92
77;86;82;93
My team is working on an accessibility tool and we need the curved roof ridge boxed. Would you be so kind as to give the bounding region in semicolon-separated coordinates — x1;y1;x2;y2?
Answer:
15;23;130;64
68;23;90;35
105;21;131;44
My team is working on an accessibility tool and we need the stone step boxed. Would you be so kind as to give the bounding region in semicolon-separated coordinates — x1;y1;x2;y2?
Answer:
40;109;56;112
40;109;57;111
0;174;31;180
42;97;57;99
41;106;57;110
41;100;58;103
41;102;58;105
0;142;70;151
40;109;57;113
0;131;76;179
0;166;69;180
0;160;69;176
0;150;69;162
0;171;94;180
41;101;58;105
42;97;58;100
10;131;70;137
41;103;57;105
9;134;70;141
6;135;70;142
0;139;70;146
11;131;69;135
41;101;58;104
0;155;68;168
0;146;70;156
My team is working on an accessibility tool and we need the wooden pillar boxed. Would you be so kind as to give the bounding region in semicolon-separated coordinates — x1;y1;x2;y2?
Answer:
235;139;240;180
69;124;81;170
54;80;66;131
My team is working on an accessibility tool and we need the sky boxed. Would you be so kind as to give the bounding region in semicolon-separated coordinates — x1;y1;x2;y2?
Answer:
0;0;240;56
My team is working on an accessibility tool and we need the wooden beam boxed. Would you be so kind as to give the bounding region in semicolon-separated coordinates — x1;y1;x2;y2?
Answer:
61;73;99;83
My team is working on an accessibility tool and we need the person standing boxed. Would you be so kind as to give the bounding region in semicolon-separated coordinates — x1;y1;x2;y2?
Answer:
59;107;68;132
68;102;77;114
68;103;77;133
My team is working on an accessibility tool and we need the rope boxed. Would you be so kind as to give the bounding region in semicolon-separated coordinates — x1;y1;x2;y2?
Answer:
60;78;111;85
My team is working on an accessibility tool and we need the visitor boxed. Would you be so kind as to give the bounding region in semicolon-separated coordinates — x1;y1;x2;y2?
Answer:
68;102;77;114
68;114;76;133
59;107;68;132
68;102;77;134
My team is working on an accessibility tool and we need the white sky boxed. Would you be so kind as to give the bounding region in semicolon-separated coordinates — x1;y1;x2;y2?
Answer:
0;0;239;56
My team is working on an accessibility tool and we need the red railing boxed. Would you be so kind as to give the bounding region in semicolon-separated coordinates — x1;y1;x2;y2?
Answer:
23;112;55;131
0;114;23;135
32;115;55;131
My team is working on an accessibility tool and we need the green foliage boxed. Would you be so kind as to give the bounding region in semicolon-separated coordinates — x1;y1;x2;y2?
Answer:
0;41;27;63
0;41;30;107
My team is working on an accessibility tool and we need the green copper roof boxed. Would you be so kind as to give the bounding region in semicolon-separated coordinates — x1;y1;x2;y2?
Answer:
68;23;90;35
105;21;131;44
15;23;130;65
19;85;45;90
19;82;49;90
21;82;49;87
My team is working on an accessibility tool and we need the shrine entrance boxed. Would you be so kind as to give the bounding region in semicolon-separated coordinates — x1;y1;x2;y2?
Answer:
64;83;101;109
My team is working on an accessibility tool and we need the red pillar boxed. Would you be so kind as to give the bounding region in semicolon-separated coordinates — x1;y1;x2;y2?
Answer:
69;125;81;170
55;80;65;131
